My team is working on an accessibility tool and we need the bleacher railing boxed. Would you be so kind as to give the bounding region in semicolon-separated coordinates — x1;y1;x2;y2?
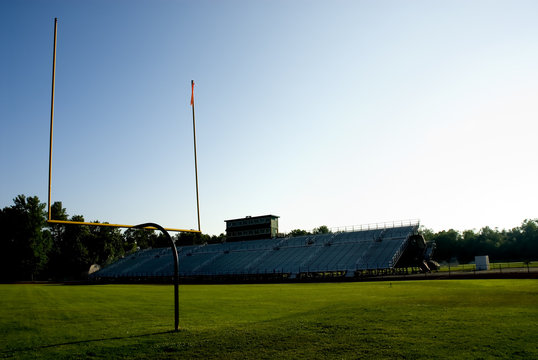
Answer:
328;219;420;233
389;231;415;268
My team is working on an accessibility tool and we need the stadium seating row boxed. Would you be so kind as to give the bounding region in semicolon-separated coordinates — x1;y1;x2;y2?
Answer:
93;225;418;279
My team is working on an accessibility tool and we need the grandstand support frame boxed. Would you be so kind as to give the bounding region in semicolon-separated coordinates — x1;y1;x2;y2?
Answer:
133;223;180;332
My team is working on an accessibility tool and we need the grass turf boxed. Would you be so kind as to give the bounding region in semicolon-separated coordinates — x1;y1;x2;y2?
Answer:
0;280;537;359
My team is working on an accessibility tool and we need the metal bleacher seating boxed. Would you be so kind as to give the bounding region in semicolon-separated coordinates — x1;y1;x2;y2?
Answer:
92;222;418;279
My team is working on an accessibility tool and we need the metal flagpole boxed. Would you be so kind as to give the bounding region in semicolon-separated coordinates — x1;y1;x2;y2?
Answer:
191;80;201;232
48;18;58;221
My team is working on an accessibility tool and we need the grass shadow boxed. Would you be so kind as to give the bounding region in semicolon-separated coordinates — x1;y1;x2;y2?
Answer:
1;329;179;356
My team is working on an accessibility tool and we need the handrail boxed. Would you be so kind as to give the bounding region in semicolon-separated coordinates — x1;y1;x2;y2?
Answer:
389;231;415;267
308;219;420;234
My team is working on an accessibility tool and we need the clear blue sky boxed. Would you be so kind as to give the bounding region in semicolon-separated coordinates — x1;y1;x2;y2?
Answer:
2;0;537;235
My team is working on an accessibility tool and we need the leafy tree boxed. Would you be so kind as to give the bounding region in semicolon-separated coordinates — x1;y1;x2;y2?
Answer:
313;225;330;234
518;219;538;261
427;229;461;262
476;226;503;259
46;201;69;278
289;229;310;237
56;215;92;278
0;195;51;280
87;223;125;266
459;230;477;263
174;232;201;246
425;219;538;263
123;228;156;250
49;201;68;235
420;227;435;241
208;233;226;244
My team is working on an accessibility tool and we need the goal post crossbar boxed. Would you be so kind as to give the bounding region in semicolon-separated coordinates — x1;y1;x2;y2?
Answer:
47;219;200;233
46;19;202;235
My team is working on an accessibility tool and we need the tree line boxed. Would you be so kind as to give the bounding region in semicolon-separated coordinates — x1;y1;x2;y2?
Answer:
421;222;538;264
0;195;224;281
288;223;538;264
1;194;536;280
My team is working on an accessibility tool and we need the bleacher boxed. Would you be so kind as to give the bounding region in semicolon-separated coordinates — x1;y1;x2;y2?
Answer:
92;223;419;280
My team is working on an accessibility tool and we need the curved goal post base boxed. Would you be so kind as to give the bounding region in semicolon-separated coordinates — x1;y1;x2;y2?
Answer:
133;222;181;332
48;219;187;332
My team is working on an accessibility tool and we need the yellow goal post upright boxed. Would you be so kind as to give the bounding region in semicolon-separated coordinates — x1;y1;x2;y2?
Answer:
46;17;201;234
46;18;201;331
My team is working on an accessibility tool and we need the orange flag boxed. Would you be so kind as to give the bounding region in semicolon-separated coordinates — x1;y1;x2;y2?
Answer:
190;81;195;106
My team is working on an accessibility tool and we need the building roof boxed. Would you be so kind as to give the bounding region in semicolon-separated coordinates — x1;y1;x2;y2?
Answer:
224;214;279;223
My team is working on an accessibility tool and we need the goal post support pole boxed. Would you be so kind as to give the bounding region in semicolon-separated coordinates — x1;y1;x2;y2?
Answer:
48;17;58;221
133;222;180;332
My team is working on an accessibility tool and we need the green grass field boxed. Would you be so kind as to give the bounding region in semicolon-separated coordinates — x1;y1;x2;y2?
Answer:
1;280;537;359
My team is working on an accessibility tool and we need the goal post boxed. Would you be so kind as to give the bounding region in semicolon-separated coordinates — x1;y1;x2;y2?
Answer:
46;18;201;235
